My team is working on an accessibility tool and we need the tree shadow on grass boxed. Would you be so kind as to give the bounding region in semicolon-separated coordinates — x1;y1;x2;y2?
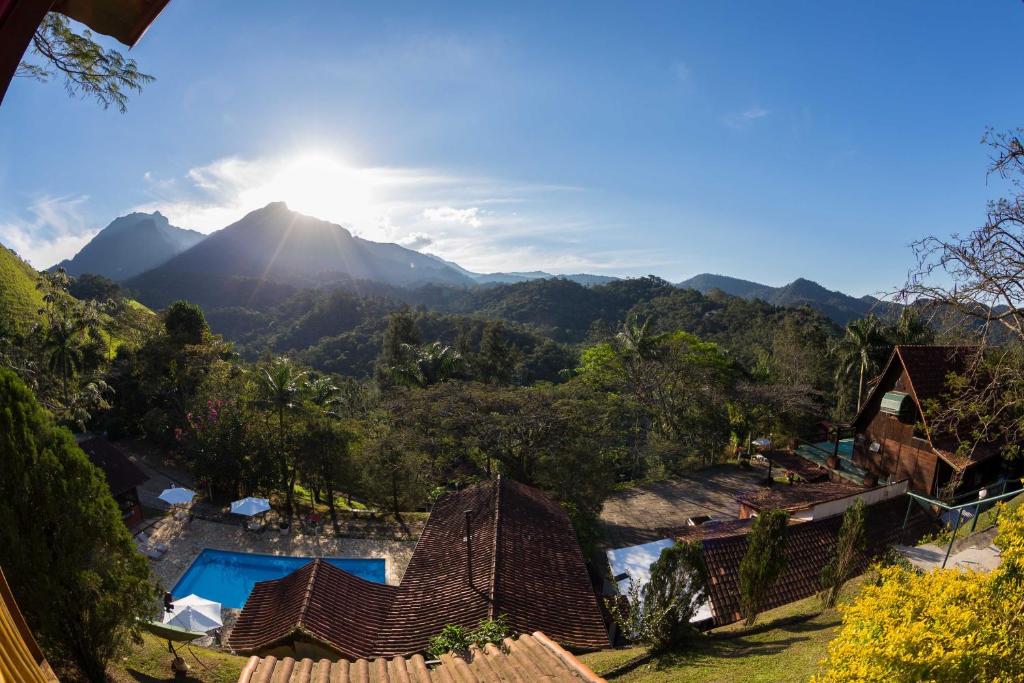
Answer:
640;627;821;675
121;668;201;682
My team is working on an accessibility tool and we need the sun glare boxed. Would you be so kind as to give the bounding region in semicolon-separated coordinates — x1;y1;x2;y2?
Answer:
245;153;379;233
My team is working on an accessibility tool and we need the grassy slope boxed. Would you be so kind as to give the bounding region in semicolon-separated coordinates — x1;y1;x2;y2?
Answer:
109;633;245;683
0;245;44;334
580;577;870;683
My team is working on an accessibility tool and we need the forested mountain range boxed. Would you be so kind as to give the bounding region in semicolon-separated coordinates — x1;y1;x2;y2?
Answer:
677;273;893;325
4;202;889;381
37;204;885;329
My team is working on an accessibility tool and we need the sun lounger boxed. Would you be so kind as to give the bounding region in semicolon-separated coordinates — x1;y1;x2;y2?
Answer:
135;532;169;554
135;538;166;559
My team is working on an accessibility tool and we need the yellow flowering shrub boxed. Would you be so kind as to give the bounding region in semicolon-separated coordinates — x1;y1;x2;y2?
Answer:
814;504;1024;682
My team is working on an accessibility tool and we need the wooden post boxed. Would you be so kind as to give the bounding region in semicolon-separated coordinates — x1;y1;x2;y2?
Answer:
900;496;913;544
0;0;54;107
942;509;963;569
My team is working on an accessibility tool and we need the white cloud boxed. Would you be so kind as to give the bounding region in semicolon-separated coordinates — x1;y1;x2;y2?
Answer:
725;106;771;128
422;206;482;227
398;232;434;250
133;151;662;277
0;195;96;268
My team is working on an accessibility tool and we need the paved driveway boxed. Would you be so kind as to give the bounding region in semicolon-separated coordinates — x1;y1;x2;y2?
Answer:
600;464;764;548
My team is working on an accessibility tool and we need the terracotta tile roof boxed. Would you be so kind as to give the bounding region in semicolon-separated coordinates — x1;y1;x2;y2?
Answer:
228;560;397;658
78;437;147;496
229;477;609;659
235;632;607;683
736;480;868;513
701;496;936;625
372;477;609;656
660;518;755;541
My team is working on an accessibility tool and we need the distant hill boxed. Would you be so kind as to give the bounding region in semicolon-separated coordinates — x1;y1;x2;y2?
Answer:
124;202;476;310
0;245;44;336
422;254;617;287
52;212;205;281
677;273;891;325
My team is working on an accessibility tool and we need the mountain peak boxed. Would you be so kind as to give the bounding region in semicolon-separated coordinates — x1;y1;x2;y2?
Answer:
677;272;883;325
53;211;204;280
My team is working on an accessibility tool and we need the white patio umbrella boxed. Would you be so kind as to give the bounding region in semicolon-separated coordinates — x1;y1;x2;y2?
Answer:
158;487;196;506
752;438;772;448
163;594;222;632
231;496;271;517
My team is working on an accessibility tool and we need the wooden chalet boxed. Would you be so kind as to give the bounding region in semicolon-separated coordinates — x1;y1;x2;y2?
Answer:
851;345;1006;497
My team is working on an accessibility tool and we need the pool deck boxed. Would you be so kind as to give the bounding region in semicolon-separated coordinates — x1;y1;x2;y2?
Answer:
146;514;417;601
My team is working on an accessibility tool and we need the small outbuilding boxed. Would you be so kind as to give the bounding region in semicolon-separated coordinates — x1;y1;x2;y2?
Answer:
79;437;148;526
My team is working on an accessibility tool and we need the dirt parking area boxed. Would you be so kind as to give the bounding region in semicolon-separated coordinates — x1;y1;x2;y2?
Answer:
600;464;766;547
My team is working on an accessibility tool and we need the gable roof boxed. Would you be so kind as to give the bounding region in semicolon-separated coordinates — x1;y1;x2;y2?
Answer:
701;496;935;625
227;560;397;659
79;437;148;496
374;476;609;656
852;345;994;470
236;632;607;683
229;477;610;659
854;346;971;432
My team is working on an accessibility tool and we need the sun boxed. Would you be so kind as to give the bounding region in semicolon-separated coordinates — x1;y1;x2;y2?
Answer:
246;152;379;232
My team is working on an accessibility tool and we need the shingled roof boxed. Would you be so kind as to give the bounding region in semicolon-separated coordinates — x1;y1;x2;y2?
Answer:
78;437;147;496
229;477;609;659
701;496;935;625
736;480;868;514
236;632;607;683
228;560;397;659
372;476;610;657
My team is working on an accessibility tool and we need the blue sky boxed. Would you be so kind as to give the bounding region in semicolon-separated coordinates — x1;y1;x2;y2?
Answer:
2;1;1023;295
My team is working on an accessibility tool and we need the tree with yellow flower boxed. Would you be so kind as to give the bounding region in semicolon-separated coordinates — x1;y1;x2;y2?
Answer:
814;503;1024;682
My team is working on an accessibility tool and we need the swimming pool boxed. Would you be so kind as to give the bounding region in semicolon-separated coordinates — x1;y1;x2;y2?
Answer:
171;549;386;608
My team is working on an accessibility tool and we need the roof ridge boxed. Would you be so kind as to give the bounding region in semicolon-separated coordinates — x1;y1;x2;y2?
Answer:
487;475;502;619
296;559;321;630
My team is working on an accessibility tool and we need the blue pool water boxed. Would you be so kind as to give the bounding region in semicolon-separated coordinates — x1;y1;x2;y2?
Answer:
172;549;386;608
797;439;872;484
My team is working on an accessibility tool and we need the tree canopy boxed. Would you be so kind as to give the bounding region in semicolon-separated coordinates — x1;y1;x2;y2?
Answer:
0;367;155;681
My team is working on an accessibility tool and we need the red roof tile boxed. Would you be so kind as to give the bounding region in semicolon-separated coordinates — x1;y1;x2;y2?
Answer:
229;477;609;659
372;477;609;656
235;632;607;683
701;496;935;625
228;560;396;658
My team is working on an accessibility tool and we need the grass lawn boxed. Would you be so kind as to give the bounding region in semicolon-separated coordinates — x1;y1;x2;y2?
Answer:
579;577;870;682
108;633;247;683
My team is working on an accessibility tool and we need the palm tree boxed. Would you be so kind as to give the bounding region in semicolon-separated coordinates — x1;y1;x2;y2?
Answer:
887;307;934;346
307;376;341;416
832;315;887;414
43;317;85;405
616;315;661;361
389;342;465;388
254;357;308;518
